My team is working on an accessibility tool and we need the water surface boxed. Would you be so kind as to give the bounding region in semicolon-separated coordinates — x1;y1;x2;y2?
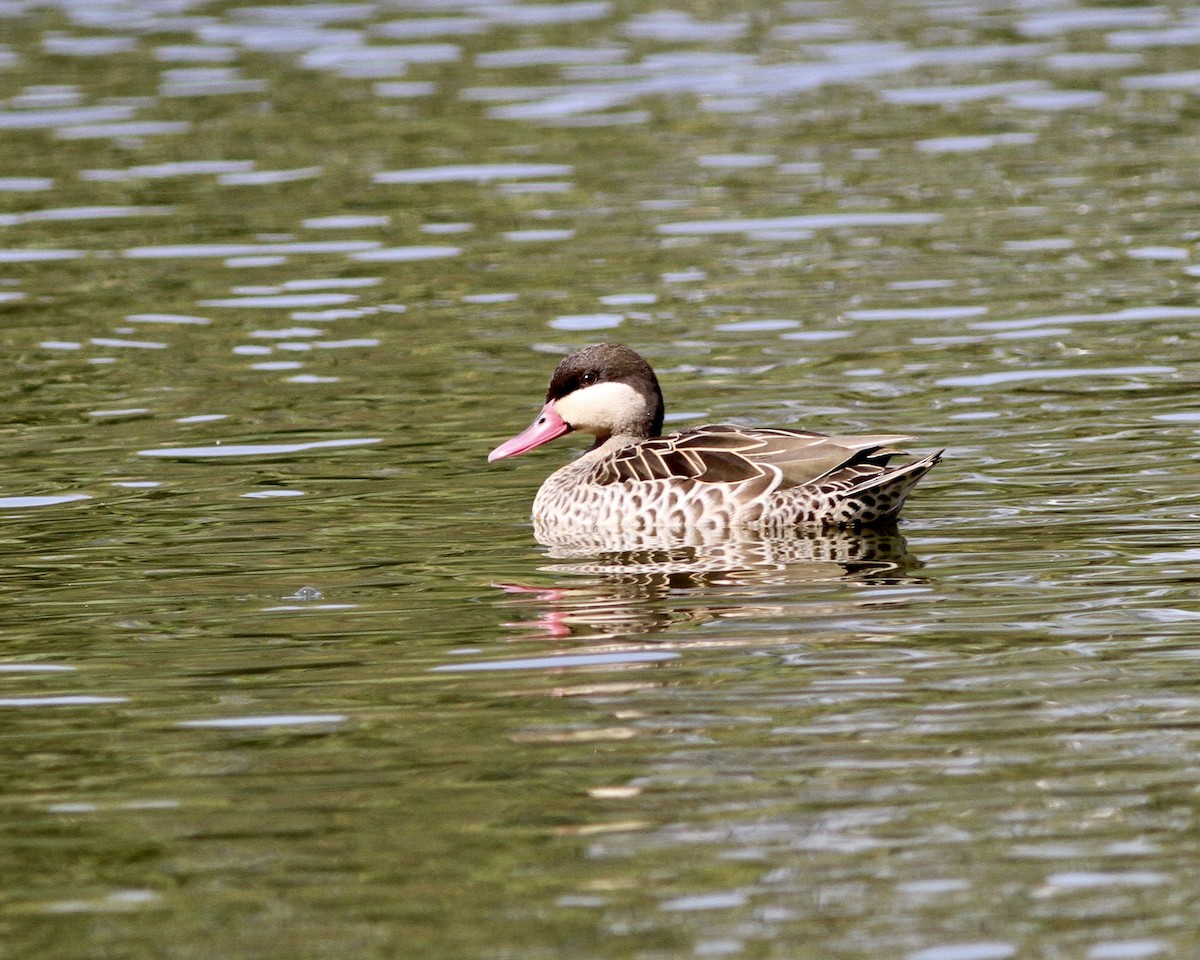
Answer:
3;1;1200;958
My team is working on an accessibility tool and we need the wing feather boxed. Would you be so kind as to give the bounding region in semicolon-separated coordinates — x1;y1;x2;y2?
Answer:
597;424;914;490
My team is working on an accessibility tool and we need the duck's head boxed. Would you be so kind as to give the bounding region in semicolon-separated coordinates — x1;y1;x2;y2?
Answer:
488;343;665;461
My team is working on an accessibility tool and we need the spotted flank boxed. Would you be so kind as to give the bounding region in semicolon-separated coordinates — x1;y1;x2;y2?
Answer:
490;343;941;536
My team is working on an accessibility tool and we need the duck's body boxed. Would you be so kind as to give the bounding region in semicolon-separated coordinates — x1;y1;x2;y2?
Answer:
490;344;940;534
530;422;939;534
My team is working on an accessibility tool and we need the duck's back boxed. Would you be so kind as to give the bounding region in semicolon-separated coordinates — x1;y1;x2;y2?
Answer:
533;424;941;533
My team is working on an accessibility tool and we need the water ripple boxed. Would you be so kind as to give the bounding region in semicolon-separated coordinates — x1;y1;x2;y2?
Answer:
137;437;381;458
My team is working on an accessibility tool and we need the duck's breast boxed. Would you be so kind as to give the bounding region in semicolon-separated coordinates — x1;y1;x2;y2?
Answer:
533;454;779;533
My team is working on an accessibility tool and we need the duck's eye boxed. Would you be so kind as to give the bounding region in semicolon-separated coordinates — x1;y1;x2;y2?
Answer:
580;372;597;386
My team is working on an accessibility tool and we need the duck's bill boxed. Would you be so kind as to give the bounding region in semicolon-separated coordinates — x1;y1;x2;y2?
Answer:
488;403;571;461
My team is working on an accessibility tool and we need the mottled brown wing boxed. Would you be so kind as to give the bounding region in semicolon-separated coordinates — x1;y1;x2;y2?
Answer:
597;425;915;489
598;427;770;485
746;432;914;488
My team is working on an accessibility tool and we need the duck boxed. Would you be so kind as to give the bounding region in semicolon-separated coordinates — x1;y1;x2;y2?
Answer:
489;343;941;534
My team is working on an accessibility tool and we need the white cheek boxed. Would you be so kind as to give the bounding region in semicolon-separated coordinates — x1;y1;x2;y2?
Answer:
553;381;645;434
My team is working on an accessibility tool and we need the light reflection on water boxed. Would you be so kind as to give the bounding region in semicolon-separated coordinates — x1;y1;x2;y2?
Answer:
4;0;1200;957
488;526;926;649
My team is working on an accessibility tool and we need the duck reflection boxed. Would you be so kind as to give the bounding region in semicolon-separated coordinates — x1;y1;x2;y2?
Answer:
495;523;923;640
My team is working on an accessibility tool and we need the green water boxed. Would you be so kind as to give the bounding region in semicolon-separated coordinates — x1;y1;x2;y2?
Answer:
3;1;1200;957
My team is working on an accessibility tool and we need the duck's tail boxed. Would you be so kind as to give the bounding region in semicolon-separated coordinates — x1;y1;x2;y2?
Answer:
844;450;943;523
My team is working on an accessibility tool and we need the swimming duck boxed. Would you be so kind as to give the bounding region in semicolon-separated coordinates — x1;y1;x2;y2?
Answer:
489;343;940;533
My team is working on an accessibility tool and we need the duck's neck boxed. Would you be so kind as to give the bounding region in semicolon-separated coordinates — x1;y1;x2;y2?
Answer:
586;432;649;457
